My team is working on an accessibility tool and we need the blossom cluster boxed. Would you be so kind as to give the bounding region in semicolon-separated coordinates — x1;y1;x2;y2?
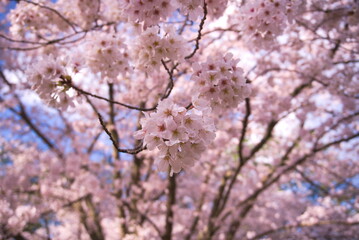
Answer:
124;0;176;28
56;0;100;29
7;1;68;38
131;26;189;72
175;0;230;21
86;32;131;82
27;56;76;110
207;0;229;19
135;99;216;174
0;201;37;235
176;0;204;21
238;0;301;47
191;53;251;113
123;0;229;27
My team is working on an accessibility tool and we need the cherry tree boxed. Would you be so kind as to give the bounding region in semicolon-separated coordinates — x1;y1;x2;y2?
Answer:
0;0;359;239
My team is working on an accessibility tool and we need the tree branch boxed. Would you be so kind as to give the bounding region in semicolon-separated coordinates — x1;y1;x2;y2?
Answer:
251;221;359;240
185;1;207;59
71;84;157;112
162;173;177;240
85;95;145;154
18;0;78;33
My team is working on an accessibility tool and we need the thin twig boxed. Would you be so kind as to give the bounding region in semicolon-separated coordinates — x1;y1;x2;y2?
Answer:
19;0;78;33
72;84;157;112
161;60;178;100
185;1;207;59
251;221;359;240
122;201;162;236
85;95;145;155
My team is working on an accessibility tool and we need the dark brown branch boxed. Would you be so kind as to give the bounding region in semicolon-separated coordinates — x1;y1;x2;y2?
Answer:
122;201;162;236
295;168;330;195
313;161;358;189
19;0;78;33
199;172;230;239
185;1;207;59
206;100;252;234
177;15;191;35
161;60;178;100
85;96;144;155
188;24;240;42
221;137;299;240
44;217;51;240
1;22;115;51
251;221;359;240
10;234;27;240
84;196;105;240
108;83;120;160
162;173;177;240
72;84;157;112
333;59;359;64
314;132;359;152
77;198;104;240
238;98;251;164
0;70;15;90
6;105;62;155
291;80;313;97
1;71;63;157
86;131;102;154
224;132;359;240
0;33;43;44
18;103;58;150
246;119;277;160
313;111;359;149
185;164;214;240
40;194;92;217
213;99;252;213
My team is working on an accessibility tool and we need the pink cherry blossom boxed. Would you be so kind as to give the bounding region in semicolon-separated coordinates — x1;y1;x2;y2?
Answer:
1;0;359;239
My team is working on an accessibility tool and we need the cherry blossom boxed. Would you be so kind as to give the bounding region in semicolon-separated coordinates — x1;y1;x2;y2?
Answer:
191;53;251;113
131;26;190;72
0;0;358;239
85;31;131;82
238;0;302;48
27;55;77;110
135;99;216;174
